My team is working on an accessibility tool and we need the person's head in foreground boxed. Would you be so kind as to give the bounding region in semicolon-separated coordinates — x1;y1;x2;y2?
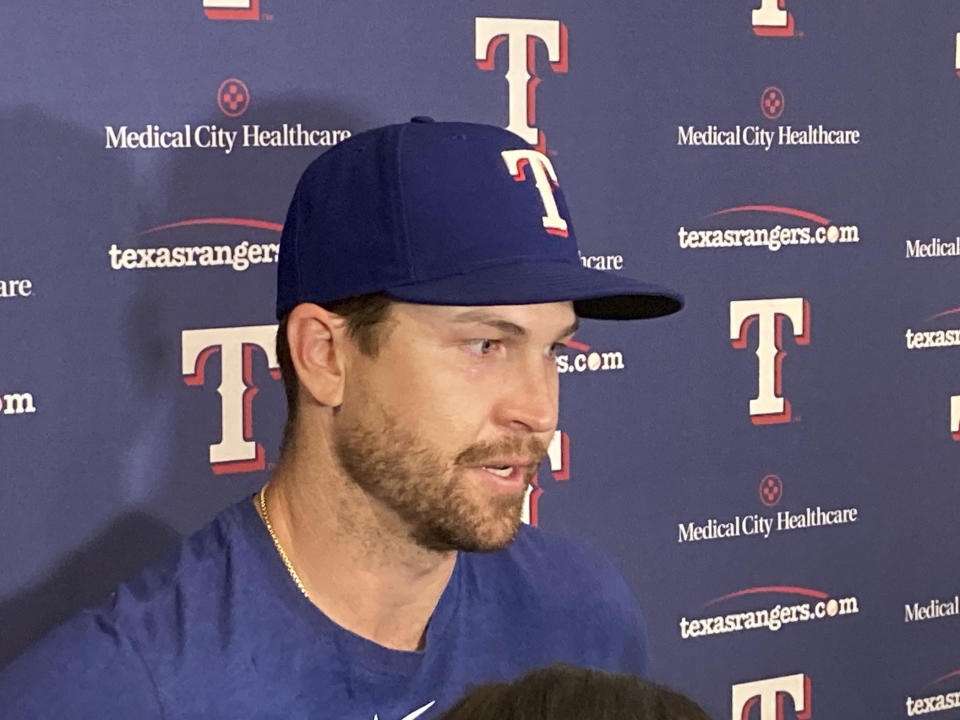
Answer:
437;664;712;720
273;116;683;554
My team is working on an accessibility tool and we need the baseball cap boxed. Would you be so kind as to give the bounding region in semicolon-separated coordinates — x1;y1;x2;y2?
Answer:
276;117;682;320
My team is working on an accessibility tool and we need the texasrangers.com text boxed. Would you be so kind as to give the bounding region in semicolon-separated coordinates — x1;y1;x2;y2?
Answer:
678;222;859;252
108;240;279;272
679;595;859;638
906;692;960;717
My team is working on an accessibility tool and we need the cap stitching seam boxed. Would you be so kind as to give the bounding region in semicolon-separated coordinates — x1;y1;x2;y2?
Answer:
294;181;303;304
394;124;417;282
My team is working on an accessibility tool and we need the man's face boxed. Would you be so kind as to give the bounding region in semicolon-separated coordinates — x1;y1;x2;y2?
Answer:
332;300;578;552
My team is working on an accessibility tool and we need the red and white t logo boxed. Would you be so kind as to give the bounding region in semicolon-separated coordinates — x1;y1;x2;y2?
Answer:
951;395;960;440
203;0;259;21
501;149;568;236
475;17;568;150
955;33;960;77
182;325;280;473
522;430;570;526
752;0;795;37
732;673;811;720
730;298;810;424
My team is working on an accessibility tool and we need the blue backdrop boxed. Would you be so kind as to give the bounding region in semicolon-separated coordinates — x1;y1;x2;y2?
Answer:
3;2;958;718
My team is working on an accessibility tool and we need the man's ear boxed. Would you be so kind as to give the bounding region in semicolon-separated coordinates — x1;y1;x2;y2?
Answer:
286;303;348;408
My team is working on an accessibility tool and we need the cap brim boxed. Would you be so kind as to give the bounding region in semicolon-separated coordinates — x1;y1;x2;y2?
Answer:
383;260;683;320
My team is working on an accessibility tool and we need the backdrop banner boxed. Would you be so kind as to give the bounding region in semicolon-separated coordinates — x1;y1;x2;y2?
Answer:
2;2;956;718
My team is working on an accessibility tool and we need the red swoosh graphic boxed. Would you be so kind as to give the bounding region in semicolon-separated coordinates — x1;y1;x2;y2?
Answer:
703;586;829;608
924;669;960;692
565;340;591;352
705;205;831;225
926;307;960;323
138;218;283;235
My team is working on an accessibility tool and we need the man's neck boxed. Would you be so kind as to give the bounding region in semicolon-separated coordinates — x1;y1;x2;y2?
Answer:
257;458;457;652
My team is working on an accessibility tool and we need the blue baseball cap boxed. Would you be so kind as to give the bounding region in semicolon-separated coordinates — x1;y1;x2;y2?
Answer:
276;117;682;320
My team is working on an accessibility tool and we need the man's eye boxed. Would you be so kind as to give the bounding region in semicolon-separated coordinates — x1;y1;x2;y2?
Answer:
548;343;567;358
466;339;501;356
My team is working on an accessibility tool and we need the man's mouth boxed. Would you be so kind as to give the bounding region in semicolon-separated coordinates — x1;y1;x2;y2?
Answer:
463;457;541;495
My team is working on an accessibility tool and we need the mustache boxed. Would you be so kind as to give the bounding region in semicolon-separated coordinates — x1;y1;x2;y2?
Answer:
454;436;550;467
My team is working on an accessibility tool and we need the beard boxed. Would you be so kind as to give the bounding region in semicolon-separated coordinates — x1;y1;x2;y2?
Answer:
333;400;547;553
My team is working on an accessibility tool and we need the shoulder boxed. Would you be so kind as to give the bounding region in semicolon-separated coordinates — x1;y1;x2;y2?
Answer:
0;498;259;716
111;498;252;624
0;607;164;718
108;498;262;656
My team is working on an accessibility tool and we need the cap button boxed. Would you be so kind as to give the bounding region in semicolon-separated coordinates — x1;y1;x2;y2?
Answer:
409;116;435;124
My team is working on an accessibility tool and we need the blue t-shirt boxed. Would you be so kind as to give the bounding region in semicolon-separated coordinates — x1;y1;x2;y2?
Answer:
0;498;647;719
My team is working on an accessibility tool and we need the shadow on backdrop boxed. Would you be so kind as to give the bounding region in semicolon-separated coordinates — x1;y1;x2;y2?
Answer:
0;99;367;667
0;513;180;667
0;106;190;667
121;96;369;528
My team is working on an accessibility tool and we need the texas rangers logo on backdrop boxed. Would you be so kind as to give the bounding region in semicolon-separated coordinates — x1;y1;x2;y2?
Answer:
525;430;570;526
476;17;568;151
730;298;810;424
203;0;262;21
953;395;960;442
732;674;811;720
181;325;280;474
752;0;796;37
955;33;960;77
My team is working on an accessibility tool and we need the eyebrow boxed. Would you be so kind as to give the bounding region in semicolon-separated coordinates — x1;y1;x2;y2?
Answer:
451;311;579;340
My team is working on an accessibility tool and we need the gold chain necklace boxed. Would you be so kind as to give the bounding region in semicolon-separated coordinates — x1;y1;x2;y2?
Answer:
258;483;310;600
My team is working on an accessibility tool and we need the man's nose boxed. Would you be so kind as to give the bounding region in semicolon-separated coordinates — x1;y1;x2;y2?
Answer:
493;356;558;434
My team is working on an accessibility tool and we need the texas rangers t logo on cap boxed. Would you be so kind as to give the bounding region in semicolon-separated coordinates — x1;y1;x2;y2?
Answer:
501;149;569;237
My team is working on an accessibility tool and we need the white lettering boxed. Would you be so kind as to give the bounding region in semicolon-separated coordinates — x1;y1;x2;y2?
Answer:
0;392;36;415
0;278;33;298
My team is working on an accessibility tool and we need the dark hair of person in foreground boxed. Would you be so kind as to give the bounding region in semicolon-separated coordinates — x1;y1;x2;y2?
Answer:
437;664;712;720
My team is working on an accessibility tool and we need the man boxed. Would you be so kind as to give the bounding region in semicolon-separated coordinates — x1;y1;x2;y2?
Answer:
0;117;681;718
